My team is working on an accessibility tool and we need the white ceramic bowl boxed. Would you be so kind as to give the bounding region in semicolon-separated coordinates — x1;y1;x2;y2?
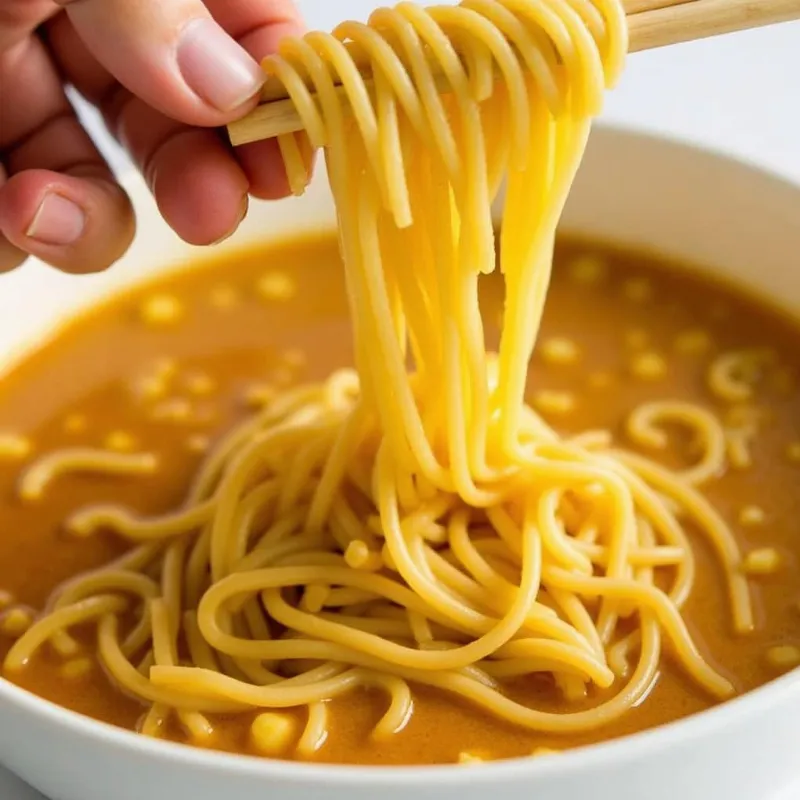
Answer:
0;128;799;800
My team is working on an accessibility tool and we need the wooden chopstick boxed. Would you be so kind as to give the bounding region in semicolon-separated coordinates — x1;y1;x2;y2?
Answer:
624;0;696;13
629;0;800;50
229;0;800;146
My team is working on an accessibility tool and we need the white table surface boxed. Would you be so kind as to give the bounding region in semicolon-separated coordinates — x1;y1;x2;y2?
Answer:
2;2;800;797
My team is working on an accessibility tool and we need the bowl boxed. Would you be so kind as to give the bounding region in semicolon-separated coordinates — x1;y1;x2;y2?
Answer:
0;127;799;800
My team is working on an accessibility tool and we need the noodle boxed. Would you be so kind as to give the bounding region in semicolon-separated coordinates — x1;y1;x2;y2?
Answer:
3;0;755;757
625;401;727;486
708;348;776;403
18;449;159;503
298;701;329;756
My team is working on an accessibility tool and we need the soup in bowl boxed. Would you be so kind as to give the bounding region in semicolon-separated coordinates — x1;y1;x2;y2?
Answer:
0;128;799;800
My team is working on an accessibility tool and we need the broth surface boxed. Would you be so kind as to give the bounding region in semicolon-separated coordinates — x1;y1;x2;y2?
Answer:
1;234;799;765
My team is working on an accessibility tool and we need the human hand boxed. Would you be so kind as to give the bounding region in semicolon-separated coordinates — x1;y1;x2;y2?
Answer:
0;0;304;274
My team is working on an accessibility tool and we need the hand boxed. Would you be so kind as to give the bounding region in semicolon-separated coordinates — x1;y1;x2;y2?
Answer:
0;0;304;274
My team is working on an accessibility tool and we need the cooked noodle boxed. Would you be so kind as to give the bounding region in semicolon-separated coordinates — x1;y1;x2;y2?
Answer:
4;0;754;755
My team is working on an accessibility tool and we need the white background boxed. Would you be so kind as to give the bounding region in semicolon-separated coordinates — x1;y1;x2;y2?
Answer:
2;2;800;797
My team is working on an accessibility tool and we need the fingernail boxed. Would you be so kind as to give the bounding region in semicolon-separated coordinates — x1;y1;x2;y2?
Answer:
212;195;249;246
26;194;86;246
177;18;265;113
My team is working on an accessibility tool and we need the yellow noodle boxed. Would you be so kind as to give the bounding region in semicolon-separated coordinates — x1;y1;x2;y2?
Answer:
611;450;753;633
297;701;329;756
68;501;214;540
625;401;726;485
0;434;32;460
139;703;170;738
708;348;775;403
5;596;128;671
178;710;215;741
725;429;755;470
19;449;158;503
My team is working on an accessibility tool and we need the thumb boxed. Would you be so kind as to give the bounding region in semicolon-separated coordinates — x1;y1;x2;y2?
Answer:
59;0;266;126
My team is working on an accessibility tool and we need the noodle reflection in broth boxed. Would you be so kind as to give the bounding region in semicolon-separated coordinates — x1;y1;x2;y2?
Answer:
2;0;762;757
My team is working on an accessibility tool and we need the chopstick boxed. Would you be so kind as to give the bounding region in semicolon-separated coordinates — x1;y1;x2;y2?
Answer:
229;0;800;146
629;0;800;50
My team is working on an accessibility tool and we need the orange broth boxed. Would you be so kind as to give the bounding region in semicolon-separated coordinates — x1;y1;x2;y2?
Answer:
0;234;799;765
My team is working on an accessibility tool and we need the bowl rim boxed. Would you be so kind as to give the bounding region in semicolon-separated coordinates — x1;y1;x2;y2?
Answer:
1;124;799;788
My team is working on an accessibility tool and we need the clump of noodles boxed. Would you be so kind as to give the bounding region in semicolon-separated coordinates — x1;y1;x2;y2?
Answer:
5;0;754;754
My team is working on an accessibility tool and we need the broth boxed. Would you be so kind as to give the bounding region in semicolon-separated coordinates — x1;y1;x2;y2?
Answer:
0;234;798;765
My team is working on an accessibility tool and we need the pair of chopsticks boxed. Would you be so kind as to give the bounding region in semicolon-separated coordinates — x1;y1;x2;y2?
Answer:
229;0;800;146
